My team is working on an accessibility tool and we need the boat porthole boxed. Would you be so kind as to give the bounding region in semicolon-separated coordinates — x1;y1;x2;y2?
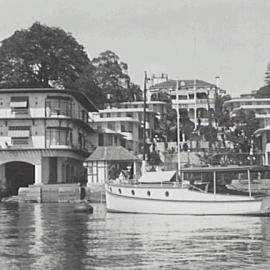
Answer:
118;188;122;194
131;190;135;195
147;191;151;196
165;191;169;197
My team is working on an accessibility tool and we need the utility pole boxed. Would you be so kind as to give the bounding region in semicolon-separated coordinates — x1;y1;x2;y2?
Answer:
176;80;181;182
194;79;197;131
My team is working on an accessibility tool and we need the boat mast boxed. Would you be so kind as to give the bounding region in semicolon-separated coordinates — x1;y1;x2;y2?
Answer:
176;80;181;182
142;71;147;174
247;169;252;197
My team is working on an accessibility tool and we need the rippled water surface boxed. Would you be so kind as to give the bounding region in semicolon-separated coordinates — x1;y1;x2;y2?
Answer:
0;202;270;269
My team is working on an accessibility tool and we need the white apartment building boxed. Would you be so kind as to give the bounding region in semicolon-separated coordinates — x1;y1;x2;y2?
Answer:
0;88;97;195
89;106;158;155
90;126;124;148
223;98;270;128
148;79;223;127
119;101;170;120
223;97;270;165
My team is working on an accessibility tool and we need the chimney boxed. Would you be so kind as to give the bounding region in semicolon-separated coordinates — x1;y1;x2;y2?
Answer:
215;76;220;88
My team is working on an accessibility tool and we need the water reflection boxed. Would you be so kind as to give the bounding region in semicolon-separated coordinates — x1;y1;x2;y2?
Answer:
0;203;270;269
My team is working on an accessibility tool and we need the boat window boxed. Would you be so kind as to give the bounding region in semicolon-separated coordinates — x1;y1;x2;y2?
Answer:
131;190;135;195
165;191;169;197
147;191;151;196
118;188;122;194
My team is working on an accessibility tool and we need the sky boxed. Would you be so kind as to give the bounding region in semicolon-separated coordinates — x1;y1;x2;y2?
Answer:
0;0;270;97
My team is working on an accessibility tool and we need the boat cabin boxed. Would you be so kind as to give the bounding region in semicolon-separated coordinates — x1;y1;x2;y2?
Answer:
181;165;270;196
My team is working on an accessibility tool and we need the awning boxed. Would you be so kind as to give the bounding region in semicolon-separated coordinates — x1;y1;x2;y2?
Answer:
10;101;28;108
8;130;30;137
138;170;176;183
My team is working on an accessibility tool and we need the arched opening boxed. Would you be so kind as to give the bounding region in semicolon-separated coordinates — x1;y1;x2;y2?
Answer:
4;162;35;196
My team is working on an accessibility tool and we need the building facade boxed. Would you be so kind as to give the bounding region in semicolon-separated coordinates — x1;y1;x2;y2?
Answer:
89;105;159;155
148;78;224;127
0;88;96;195
223;97;270;128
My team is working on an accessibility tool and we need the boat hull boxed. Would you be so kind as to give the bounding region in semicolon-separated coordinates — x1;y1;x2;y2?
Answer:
105;184;270;215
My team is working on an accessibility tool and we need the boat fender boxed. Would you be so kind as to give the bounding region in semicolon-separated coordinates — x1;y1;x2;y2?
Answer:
74;201;94;214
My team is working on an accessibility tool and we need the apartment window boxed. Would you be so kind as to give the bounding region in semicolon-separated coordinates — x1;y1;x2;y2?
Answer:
12;138;29;145
126;112;132;118
117;112;121;117
81;110;86;121
108;122;115;130
127;123;133;133
121;124;126;132
98;134;104;146
109;136;113;146
78;133;85;149
10;96;29;114
267;131;270;143
8;126;30;145
46;127;71;147
46;96;72;117
8;126;30;137
10;96;28;108
106;113;111;118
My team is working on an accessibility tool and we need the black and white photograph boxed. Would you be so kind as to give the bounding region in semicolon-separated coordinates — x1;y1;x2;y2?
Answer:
1;0;270;269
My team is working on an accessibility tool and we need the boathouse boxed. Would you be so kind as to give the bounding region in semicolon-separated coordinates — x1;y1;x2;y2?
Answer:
0;88;97;200
84;146;141;185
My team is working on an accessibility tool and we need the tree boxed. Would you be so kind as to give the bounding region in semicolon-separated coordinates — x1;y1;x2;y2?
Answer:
165;108;177;141
226;110;260;153
92;50;142;103
265;63;270;85
0;22;90;88
67;64;106;107
256;85;270;98
214;94;231;127
150;91;171;103
148;150;161;166
199;125;217;148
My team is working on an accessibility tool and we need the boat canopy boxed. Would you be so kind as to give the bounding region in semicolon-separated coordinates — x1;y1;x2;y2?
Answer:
181;165;270;173
138;170;176;183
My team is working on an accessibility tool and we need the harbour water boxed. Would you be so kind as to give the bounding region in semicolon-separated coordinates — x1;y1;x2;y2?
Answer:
1;202;270;270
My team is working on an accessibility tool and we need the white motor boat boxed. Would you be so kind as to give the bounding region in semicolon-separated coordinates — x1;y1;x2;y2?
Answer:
105;166;270;215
